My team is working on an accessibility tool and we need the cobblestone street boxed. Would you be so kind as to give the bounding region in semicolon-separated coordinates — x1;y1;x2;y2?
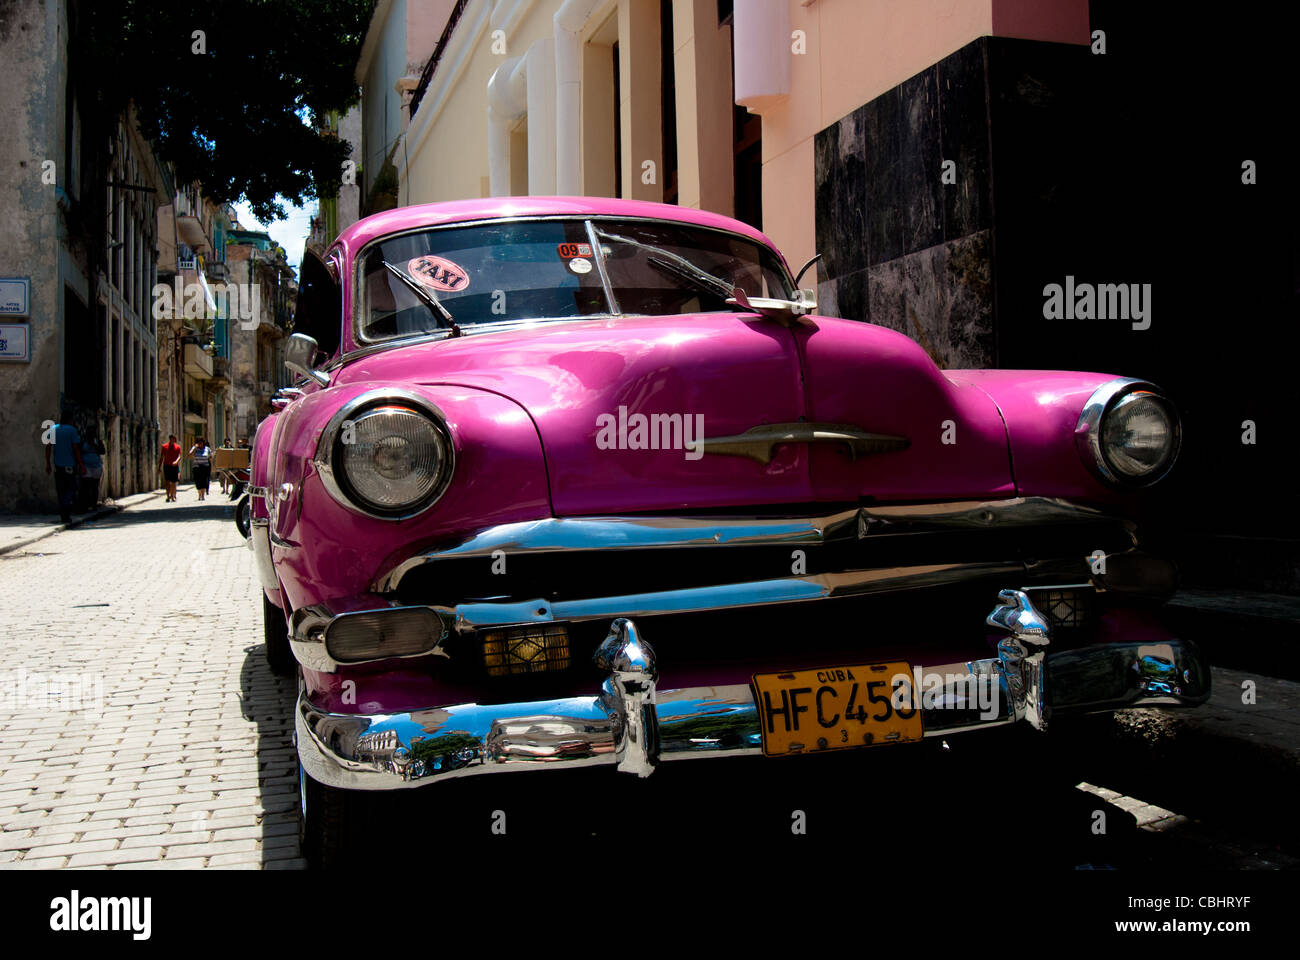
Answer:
0;492;301;868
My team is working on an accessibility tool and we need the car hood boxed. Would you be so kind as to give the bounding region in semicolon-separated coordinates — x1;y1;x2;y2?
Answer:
334;313;1015;515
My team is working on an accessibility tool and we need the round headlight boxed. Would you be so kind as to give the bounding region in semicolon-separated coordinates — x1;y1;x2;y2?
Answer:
324;398;454;517
1076;380;1180;487
1100;392;1177;480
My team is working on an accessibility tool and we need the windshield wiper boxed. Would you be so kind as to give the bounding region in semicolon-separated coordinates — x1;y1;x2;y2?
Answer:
593;228;740;304
382;260;462;337
591;227;815;326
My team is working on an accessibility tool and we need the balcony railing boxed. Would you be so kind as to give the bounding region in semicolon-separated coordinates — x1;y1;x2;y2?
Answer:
409;0;469;119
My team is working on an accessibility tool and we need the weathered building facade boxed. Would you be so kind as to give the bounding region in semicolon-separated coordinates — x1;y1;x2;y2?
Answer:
156;184;237;478
0;0;169;512
224;230;295;443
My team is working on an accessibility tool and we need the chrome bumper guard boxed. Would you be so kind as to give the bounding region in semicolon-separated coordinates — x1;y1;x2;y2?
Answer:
249;517;279;593
296;593;1211;792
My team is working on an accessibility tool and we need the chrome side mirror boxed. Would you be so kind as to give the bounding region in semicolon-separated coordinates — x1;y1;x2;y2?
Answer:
284;333;328;387
796;289;818;314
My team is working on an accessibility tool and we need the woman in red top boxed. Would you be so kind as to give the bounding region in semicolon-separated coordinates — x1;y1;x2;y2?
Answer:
160;435;182;502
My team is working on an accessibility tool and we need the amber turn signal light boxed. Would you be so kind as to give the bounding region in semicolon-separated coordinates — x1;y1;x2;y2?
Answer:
481;623;571;677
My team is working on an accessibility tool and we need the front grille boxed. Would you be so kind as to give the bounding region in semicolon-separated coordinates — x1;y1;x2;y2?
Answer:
385;514;1127;699
391;518;1132;609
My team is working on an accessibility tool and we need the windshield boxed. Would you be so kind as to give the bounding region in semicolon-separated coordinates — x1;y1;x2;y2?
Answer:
357;218;793;342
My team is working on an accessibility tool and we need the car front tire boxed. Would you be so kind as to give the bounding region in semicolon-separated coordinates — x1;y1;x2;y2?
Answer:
262;593;296;676
298;763;357;868
234;495;251;539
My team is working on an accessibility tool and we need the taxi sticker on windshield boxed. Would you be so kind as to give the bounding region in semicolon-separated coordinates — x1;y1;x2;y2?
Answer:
557;242;593;259
407;255;470;292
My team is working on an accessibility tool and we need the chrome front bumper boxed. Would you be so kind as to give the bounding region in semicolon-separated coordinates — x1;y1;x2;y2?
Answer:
296;604;1211;792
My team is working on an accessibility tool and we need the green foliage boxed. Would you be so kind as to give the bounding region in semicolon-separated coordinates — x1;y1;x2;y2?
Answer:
408;733;483;764
80;0;374;222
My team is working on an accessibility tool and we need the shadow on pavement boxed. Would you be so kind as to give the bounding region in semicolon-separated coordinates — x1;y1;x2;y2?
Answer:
1035;712;1300;868
238;608;303;867
89;500;239;529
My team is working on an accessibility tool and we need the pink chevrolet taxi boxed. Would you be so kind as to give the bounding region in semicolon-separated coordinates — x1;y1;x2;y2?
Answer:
247;196;1205;864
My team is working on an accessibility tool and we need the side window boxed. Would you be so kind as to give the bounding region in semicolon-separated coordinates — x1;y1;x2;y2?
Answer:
295;249;342;358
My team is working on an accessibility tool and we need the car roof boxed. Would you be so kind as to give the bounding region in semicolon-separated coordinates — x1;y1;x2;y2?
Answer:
333;196;786;266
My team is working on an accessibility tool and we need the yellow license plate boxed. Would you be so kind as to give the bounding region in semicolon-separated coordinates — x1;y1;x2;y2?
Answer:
751;661;923;757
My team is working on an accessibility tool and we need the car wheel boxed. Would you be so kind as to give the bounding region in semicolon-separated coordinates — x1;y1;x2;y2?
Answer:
298;762;356;869
234;495;251;539
262;594;296;676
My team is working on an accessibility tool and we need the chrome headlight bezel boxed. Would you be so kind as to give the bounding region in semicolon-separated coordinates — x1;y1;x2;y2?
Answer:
1075;378;1181;488
315;388;456;520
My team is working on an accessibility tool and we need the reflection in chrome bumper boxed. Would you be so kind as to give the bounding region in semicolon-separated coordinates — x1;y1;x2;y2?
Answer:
295;616;1211;791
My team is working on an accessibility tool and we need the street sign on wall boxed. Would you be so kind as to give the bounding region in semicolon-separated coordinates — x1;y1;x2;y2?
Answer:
0;277;30;316
0;323;30;361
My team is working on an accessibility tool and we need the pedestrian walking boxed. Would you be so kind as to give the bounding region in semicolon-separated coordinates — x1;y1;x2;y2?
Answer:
43;410;85;523
190;436;212;501
78;428;106;512
160;434;182;502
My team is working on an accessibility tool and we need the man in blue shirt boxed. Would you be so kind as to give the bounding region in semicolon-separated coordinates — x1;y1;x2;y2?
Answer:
44;411;85;523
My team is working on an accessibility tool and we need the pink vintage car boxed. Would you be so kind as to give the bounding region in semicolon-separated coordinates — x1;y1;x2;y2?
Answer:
248;196;1205;864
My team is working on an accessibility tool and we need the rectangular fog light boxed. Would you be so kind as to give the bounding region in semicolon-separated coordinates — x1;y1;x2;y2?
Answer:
481;623;571;677
325;607;445;663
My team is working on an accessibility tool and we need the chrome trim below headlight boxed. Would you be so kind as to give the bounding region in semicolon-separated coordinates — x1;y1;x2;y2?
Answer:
314;388;455;521
1075;378;1181;487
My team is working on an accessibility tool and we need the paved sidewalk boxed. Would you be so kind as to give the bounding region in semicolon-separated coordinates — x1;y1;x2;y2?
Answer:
0;489;168;556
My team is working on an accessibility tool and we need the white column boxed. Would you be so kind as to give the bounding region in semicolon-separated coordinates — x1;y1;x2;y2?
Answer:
487;56;527;197
524;38;557;195
554;0;605;195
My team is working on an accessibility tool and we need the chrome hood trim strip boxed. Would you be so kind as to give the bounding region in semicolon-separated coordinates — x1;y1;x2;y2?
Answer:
700;422;910;464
